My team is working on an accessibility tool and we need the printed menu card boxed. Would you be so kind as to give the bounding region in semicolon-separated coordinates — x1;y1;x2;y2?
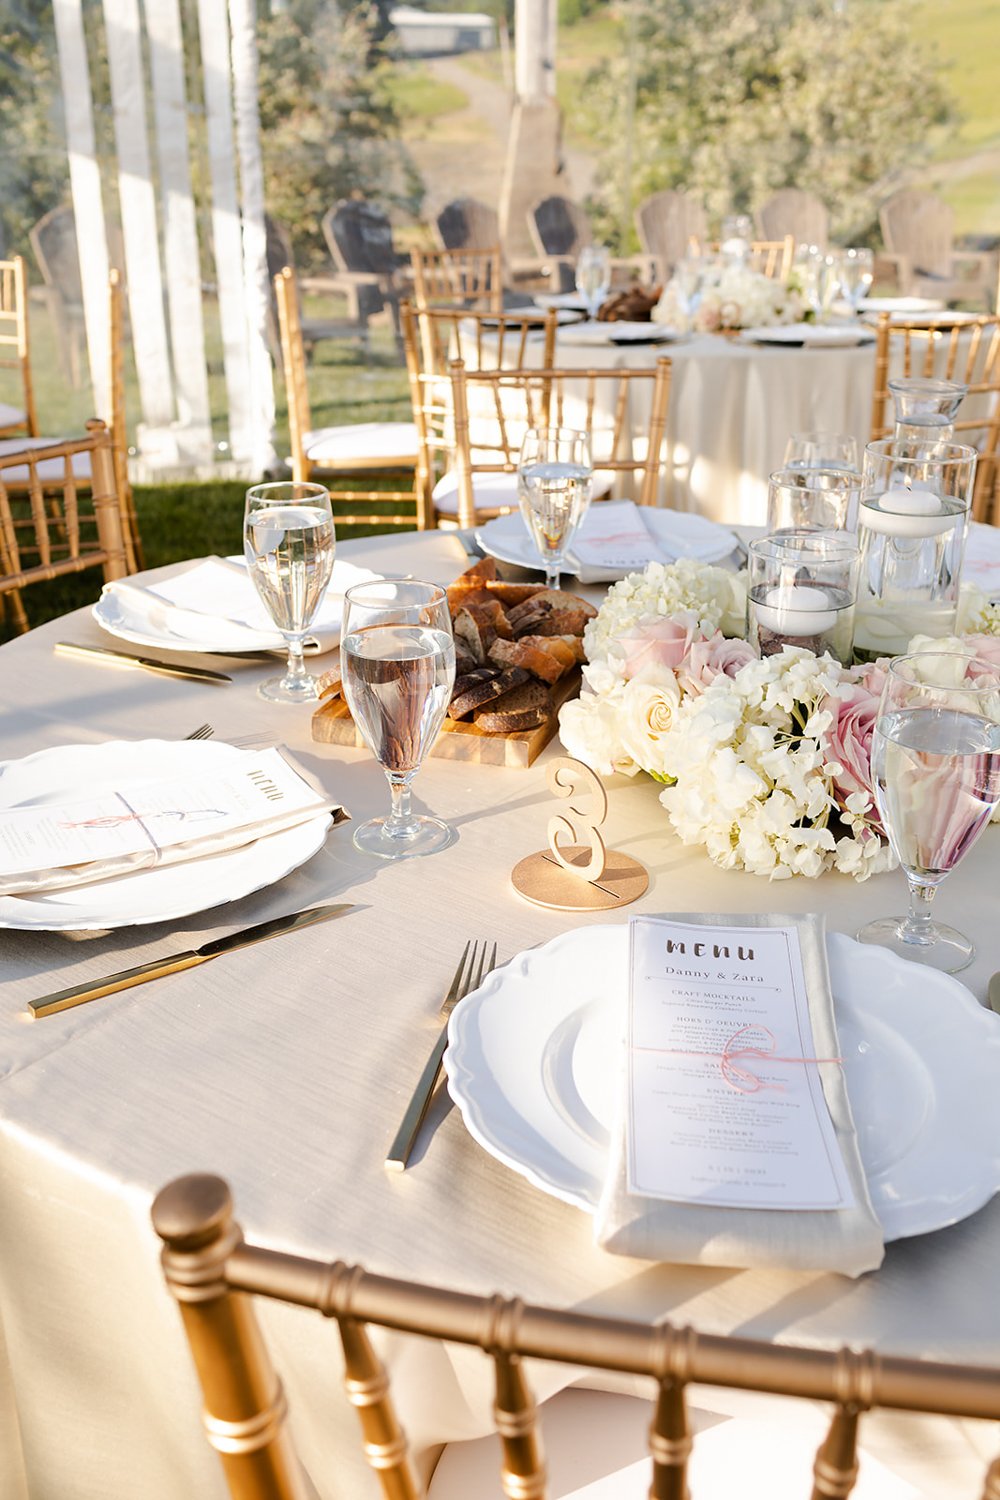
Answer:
626;915;855;1211
570;501;672;573
0;747;338;897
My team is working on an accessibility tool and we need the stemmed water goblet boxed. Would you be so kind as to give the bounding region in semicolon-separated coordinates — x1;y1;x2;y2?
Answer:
832;248;874;319
858;651;1000;972
243;481;335;704
517;427;594;590
341;579;457;859
576;245;611;320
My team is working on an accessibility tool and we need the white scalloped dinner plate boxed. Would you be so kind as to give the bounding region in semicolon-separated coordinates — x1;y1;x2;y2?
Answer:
445;926;1000;1241
0;740;332;930
475;507;737;577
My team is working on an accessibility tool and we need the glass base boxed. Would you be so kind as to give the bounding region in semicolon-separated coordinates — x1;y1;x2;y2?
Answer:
856;915;974;973
353;814;456;861
257;672;321;704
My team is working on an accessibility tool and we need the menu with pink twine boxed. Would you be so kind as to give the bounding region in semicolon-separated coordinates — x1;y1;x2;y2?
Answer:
595;913;884;1275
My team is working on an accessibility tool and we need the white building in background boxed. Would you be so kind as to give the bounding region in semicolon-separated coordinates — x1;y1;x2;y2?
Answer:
389;7;496;56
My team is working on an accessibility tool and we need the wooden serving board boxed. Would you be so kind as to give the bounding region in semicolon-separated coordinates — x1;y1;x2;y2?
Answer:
312;668;582;769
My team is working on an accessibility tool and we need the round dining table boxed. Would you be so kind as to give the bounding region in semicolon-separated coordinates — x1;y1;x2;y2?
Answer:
1;525;999;1500
479;321;877;527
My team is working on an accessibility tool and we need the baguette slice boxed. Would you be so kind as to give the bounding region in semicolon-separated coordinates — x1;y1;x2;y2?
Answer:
449;665;528;720
474;679;552;734
488;635;568;684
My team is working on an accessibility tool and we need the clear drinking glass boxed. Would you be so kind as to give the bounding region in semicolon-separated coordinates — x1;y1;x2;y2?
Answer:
747;531;859;666
858;651;1000;972
517;427;593;590
854;439;976;659
575;245;611;319
831;248;874;317
783;432;860;472
244;481;335;704
767;465;862;534
341;579;457;860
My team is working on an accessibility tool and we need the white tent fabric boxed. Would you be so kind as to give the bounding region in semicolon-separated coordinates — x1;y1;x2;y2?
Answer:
51;0;111;417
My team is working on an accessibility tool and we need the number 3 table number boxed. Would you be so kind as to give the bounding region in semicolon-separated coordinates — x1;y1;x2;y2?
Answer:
510;756;649;910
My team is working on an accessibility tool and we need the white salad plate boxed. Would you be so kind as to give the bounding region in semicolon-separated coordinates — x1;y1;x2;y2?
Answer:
556;321;680;346
741;323;876;347
475;507;738;577
445;926;1000;1241
0;740;332;931
859;297;946;315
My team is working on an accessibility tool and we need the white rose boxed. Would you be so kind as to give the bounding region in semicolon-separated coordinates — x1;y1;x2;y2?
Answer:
617;667;682;777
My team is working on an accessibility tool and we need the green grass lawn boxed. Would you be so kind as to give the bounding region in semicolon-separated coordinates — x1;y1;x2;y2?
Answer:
1;297;417;642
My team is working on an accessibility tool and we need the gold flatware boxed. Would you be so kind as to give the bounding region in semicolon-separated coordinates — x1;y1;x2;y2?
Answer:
29;902;354;1019
185;724;215;740
55;641;231;684
385;939;498;1171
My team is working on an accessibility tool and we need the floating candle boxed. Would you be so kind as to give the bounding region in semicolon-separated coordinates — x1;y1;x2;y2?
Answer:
859;486;955;538
754;584;838;636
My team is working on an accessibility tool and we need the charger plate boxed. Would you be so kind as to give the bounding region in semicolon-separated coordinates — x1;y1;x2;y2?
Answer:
445;926;1000;1241
0;740;332;930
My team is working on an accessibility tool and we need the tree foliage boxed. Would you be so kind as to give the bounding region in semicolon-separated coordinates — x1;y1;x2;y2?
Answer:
257;0;422;266
583;0;957;250
0;0;67;257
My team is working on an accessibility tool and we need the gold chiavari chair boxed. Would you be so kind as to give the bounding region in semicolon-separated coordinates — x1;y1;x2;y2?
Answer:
0;255;38;439
696;235;795;280
869;312;1000;524
0;268;140;573
153;1173;1000;1500
400;298;557;528
410;246;504;314
274;265;422;528
448;357;672;530
0;420;130;633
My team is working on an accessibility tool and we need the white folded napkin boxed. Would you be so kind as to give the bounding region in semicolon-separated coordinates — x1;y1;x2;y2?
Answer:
595;912;884;1277
102;556;379;655
568;501;736;583
0;747;339;897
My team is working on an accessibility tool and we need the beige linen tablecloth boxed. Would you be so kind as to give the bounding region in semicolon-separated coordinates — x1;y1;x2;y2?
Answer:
462;326;876;526
1;529;999;1500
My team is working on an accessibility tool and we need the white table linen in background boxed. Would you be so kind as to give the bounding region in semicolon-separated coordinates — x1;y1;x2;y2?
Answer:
1;529;999;1500
465;327;875;527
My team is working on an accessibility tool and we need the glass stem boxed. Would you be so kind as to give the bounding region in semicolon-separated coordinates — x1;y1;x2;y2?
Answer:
386;772;417;838
544;563;561;591
283;633;308;688
900;879;938;945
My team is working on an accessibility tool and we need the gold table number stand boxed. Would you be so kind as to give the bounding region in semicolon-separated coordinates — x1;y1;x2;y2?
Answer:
511;756;649;911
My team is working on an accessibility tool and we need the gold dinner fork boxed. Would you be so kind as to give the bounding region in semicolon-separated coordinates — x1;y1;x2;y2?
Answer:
385;940;499;1171
185;724;215;740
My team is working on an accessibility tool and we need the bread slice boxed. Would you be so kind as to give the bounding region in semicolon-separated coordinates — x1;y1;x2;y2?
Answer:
447;555;499;612
487;636;569;685
483;579;547;607
506;588;597;638
474;678;552;734
448;665;528;720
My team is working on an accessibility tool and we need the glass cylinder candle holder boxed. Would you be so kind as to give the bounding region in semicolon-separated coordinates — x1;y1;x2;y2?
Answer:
747;531;860;666
888;378;967;445
854;439;976;660
767;465;863;535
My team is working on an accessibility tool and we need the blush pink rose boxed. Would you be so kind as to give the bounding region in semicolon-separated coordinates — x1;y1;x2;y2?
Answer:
962;634;1000;675
618;615;700;680
677;632;756;697
820;683;882;830
848;659;890;698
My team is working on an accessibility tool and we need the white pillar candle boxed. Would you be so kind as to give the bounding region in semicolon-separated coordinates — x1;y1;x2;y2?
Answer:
755;584;837;636
859;486;955;537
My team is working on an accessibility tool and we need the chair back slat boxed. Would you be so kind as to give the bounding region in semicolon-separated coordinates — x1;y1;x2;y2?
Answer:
410;247;503;314
0;421;130;632
869;312;1000;522
152;1175;1000;1500
694;236;794;280
449;359;673;528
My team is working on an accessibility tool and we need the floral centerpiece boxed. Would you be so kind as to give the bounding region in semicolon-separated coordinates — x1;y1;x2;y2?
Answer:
558;560;1000;881
652;260;804;334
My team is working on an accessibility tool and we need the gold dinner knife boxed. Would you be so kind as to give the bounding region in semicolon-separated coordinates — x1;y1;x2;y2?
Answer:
29;902;354;1018
55;641;232;684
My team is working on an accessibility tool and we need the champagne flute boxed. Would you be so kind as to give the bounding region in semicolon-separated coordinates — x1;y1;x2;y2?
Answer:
244;481;335;704
341;579;456;859
858;651;1000;972
517;427;593;591
575;245;611;320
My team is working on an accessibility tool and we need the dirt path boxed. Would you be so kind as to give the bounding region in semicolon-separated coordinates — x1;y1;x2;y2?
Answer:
405;53;597;218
